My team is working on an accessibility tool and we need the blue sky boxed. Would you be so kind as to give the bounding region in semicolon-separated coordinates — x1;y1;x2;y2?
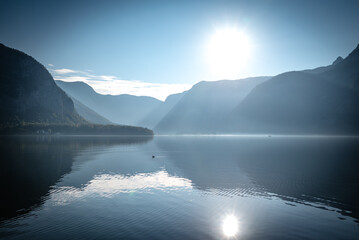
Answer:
1;0;359;100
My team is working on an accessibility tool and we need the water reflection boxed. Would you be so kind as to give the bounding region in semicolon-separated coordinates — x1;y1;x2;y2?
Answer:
51;170;192;205
155;136;359;222
0;135;359;240
0;135;152;221
222;215;239;237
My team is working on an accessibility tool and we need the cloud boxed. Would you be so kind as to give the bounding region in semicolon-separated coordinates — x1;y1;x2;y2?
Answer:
56;76;90;82
99;75;117;81
48;63;54;67
89;79;191;101
50;67;191;101
53;68;78;74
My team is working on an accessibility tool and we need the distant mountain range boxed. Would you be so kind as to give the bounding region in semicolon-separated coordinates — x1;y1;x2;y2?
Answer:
55;80;162;126
56;77;271;133
154;77;271;133
56;43;359;134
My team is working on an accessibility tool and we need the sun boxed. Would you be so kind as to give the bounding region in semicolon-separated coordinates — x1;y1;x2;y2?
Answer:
206;27;251;79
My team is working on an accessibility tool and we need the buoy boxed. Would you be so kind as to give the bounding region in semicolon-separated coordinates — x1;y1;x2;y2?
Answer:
152;155;155;158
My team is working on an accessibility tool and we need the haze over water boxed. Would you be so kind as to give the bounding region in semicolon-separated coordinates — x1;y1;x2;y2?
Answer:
1;135;358;240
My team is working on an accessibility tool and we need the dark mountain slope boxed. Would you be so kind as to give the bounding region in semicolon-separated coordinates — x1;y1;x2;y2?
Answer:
0;43;82;124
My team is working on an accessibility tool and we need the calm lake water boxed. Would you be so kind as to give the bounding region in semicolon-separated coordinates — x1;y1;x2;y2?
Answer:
1;135;359;239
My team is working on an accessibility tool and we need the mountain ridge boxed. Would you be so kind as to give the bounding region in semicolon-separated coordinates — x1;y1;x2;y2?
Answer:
227;43;359;134
55;80;162;126
154;76;271;134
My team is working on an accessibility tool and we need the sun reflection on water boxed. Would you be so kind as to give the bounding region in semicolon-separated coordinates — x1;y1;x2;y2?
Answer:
222;214;239;238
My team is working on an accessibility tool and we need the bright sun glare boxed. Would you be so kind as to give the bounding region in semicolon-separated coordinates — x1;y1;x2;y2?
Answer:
222;215;239;237
207;27;251;79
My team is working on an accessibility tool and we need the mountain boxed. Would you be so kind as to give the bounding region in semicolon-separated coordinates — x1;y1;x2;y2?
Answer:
228;44;359;134
71;97;112;125
332;56;344;65
138;91;186;129
56;80;162;126
154;77;271;134
0;43;153;136
0;43;82;125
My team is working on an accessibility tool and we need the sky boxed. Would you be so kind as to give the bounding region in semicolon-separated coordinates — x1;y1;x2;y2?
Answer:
1;0;359;100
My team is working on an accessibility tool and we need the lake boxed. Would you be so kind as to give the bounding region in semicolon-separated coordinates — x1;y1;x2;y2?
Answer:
1;135;359;239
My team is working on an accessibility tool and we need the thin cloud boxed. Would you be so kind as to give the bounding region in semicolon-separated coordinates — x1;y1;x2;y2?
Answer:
50;67;191;101
53;68;78;74
56;76;90;82
99;75;117;81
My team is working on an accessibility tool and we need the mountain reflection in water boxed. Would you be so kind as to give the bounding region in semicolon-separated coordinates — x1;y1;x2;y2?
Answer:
0;135;358;240
0;135;153;220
